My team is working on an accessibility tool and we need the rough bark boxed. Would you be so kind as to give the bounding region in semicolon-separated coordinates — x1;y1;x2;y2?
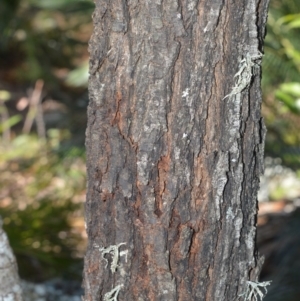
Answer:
84;0;269;300
0;217;23;301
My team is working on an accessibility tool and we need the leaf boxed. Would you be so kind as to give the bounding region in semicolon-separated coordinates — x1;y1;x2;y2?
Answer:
279;82;300;97
0;90;11;101
275;89;300;114
288;18;300;28
65;62;89;87
0;115;22;133
278;13;300;24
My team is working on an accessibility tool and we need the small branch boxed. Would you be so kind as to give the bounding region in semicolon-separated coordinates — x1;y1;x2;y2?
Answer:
0;98;10;143
23;79;45;138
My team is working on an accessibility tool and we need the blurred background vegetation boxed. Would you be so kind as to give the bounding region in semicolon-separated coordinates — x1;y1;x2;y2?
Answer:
0;0;93;281
262;0;300;166
0;0;299;285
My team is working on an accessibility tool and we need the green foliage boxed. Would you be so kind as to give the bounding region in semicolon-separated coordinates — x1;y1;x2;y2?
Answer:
0;114;22;133
0;0;92;280
262;0;300;167
263;0;300;88
0;133;86;281
0;0;21;48
0;0;93;86
65;61;89;87
31;0;92;10
0;91;22;134
275;82;300;114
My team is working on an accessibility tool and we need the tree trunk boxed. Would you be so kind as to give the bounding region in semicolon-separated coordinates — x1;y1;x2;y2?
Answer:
0;217;23;301
84;1;269;300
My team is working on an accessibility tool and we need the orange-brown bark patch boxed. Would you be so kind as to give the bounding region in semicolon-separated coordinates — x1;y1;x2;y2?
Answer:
155;155;171;217
111;90;122;126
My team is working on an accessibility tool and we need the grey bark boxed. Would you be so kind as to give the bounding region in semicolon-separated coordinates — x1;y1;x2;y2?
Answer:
84;0;269;300
0;217;23;301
